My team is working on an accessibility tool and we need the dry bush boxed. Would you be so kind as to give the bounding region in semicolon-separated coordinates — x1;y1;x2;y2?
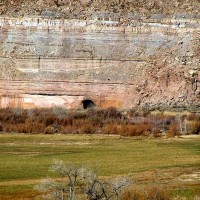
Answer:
186;121;200;135
90;117;104;127
167;122;180;138
184;113;200;135
102;124;118;135
122;186;170;200
147;186;170;200
147;114;174;132
0;108;27;124
78;122;95;134
117;125;136;136
70;111;87;120
0;123;2;132
87;107;122;121
152;127;162;138
119;124;150;137
62;125;78;134
130;113;175;135
130;124;150;136
63;117;73;126
0;108;194;137
44;125;61;134
71;118;84;128
102;123;150;136
52;106;68;119
186;113;200;121
122;188;146;200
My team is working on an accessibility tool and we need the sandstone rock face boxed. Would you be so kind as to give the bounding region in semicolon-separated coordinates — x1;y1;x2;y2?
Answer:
0;16;199;109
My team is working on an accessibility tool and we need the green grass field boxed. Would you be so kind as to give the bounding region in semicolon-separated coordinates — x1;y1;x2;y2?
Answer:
0;134;200;199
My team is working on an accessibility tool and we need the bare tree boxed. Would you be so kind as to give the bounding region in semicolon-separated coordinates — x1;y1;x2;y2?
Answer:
109;178;130;200
36;178;68;200
81;169;110;200
36;160;84;200
51;160;83;200
82;172;129;200
36;160;130;200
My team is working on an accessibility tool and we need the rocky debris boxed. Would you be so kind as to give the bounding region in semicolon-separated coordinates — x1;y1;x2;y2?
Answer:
0;0;200;19
41;10;63;18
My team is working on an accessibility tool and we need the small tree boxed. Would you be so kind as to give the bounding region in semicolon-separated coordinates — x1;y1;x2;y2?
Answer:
108;178;130;200
81;170;129;200
36;160;83;200
36;160;129;200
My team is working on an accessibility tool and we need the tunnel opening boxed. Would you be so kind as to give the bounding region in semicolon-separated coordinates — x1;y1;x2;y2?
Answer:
82;99;96;109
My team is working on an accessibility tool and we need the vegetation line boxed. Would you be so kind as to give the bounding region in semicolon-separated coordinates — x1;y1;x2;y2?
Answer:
0;107;199;136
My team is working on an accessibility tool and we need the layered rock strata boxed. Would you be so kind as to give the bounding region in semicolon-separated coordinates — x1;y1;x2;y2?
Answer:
0;16;199;109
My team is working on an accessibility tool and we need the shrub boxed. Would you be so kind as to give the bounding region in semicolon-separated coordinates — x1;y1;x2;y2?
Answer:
70;111;87;120
186;121;200;135
186;113;200;121
147;114;174;132
152;127;161;138
0;107;194;137
102;123;150;137
52;106;68;119
63;125;78;134
117;125;136;136
79;122;95;134
44;126;57;134
122;186;170;200
167;122;180;138
25;122;46;134
0;123;3;132
147;186;170;200
87;107;123;121
122;124;150;137
102;124;118;135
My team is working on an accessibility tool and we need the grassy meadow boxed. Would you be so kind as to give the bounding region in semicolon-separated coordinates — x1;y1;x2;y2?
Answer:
0;134;200;199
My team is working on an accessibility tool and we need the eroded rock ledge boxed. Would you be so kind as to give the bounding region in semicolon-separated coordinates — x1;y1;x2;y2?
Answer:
0;16;199;110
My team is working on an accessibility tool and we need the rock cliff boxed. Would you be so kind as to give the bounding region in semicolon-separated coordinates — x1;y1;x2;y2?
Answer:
0;15;199;109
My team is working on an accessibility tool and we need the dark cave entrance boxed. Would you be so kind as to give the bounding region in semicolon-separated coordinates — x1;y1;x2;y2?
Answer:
82;100;96;109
